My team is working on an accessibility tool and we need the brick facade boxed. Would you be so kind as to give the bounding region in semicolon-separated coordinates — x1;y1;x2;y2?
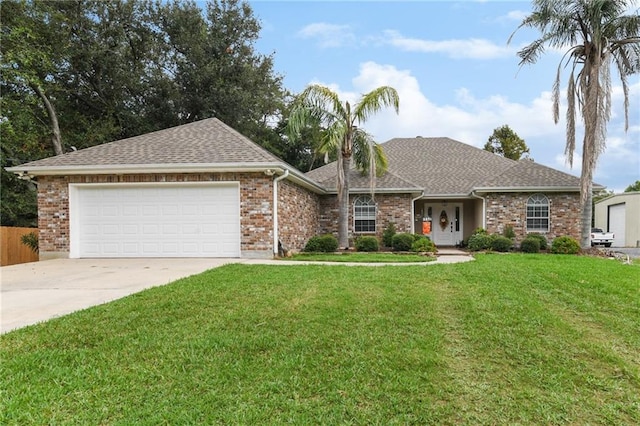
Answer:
277;180;321;252
35;171;582;258
484;192;581;243
318;193;414;244
37;173;277;258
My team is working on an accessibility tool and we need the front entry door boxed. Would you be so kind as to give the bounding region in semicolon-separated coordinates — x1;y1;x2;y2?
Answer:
427;203;463;246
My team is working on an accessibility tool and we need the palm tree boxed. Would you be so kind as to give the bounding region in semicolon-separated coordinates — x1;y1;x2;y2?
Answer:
288;84;400;249
510;0;640;248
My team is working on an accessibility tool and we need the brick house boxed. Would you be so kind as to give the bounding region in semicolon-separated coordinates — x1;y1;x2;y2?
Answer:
8;118;592;259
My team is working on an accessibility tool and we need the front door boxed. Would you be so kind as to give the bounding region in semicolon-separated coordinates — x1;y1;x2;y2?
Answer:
426;203;463;246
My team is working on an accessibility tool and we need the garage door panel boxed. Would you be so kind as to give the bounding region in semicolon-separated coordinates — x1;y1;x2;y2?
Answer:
609;204;625;247
73;184;241;258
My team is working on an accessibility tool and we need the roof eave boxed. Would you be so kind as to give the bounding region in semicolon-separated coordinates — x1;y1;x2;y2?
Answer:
6;162;329;194
472;185;587;193
419;193;472;199
322;187;423;195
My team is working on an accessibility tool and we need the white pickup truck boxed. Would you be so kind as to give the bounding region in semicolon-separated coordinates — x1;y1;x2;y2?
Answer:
590;228;614;247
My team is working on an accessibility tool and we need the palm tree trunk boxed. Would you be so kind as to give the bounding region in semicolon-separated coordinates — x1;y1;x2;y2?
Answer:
579;56;601;249
581;176;593;249
337;156;350;249
579;123;596;249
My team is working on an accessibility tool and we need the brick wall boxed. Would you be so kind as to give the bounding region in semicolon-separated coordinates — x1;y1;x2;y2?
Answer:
277;180;321;252
485;192;581;243
37;173;276;258
318;193;414;244
38;177;70;256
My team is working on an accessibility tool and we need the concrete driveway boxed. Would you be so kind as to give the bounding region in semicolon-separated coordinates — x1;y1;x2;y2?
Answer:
1;252;473;334
1;258;239;334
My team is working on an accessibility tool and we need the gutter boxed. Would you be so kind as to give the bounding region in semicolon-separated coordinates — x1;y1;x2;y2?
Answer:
472;186;588;193
272;169;289;256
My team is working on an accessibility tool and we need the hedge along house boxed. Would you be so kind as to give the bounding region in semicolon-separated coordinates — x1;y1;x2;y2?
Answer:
9;118;592;260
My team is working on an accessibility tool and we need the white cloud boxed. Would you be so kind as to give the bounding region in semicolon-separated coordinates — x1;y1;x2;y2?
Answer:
505;10;528;21
297;23;355;48
382;30;514;59
305;61;637;190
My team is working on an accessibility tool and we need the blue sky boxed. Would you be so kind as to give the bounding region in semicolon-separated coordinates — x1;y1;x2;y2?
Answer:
248;0;639;193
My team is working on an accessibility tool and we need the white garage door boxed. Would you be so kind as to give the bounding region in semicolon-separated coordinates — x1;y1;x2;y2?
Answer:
70;183;240;258
609;203;626;247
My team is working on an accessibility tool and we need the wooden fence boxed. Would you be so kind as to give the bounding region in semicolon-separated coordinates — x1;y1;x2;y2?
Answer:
1;227;39;266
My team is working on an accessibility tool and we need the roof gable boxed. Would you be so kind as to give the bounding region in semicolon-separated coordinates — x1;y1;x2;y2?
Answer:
306;136;584;195
15;118;283;168
382;137;519;195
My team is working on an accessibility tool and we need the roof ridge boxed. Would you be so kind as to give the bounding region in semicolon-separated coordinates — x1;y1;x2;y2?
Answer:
212;118;283;162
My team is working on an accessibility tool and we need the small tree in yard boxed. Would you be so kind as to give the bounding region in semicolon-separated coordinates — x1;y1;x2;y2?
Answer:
382;222;396;247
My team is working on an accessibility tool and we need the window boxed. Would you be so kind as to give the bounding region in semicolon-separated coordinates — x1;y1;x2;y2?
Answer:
526;194;549;232
354;195;376;233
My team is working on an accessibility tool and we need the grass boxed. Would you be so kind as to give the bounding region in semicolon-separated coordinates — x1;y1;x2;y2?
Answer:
1;254;639;424
288;251;436;262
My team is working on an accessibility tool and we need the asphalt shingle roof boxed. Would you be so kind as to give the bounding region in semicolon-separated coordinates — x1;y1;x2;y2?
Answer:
18;118;282;168
478;159;586;189
15;118;586;194
307;137;584;194
306;163;421;193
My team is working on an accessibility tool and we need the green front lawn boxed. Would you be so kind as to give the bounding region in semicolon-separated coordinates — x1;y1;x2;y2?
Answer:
1;255;639;424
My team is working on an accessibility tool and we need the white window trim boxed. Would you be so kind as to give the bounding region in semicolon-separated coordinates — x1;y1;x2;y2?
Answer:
526;193;550;233
353;195;377;234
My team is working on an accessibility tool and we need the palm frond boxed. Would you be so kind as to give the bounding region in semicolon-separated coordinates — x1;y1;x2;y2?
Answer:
353;86;399;125
352;130;388;196
565;72;576;167
287;84;346;138
552;64;562;123
516;39;546;65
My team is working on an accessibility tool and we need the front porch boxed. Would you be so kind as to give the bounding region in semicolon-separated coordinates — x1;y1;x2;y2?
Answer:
413;198;484;246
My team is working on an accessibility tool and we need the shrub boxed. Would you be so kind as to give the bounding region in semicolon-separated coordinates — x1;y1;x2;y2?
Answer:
355;236;379;252
551;236;580;254
526;233;548;250
491;235;513;252
392;233;415;251
304;234;339;253
467;233;493;251
382;222;396;247
412;235;436;253
503;225;516;240
472;227;487;235
20;231;39;253
520;237;540;253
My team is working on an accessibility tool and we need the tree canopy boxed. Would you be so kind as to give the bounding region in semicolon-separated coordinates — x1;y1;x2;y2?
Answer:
624;180;640;192
1;0;291;226
483;125;530;160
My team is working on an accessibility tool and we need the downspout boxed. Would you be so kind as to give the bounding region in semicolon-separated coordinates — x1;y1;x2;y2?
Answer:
470;191;486;230
273;169;290;256
410;192;425;233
